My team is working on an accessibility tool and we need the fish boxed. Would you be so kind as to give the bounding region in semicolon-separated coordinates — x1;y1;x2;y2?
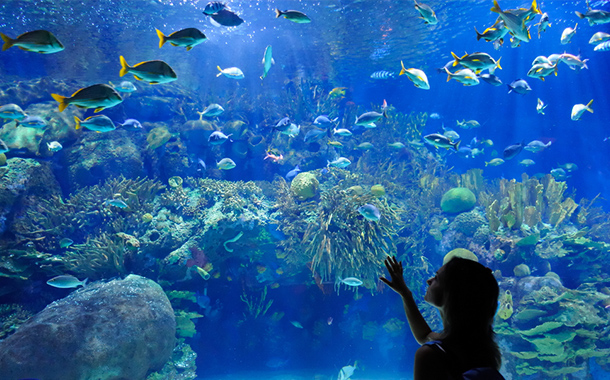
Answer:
537;12;551;38
550;168;569;180
74;115;116;132
507;79;531;95
104;199;128;208
109;81;137;93
358;204;381;222
304;128;326;143
281;123;300;137
429;113;441;119
444;67;479;86
273;117;291;132
594;41;610;51
118;119;143;130
207;9;244;27
524;140;551;153
532;56;552;65
275;9;311;23
313;115;336;128
442;127;460;141
261;45;274;80
399;61;430;89
450;52;502;74
328;157;351;168
51;84;122;113
456;120;480;129
217;157;236;170
485;158;505;167
156;28;207;51
285;165;301;181
338;362;358;380
388;142;406;149
575;6;610;26
589;32;610;44
203;1;227;15
478;73;503;86
208;131;232;145
537;98;547;114
356;142;374;150
413;0;438;25
47;141;63;152
216;65;244;79
16;115;47;129
199;103;225;118
333;128;352;137
527;62;558;81
290;321;304;328
0;30;64;54
503;141;524;160
571;100;594;121
47;275;87;288
490;0;531;42
559;163;578;172
370;70;395;80
519;159;536;167
474;23;509;42
328;140;343;147
0;139;9;154
328;87;347;98
355;105;387;125
558;53;588;71
340;277;363;287
0;103;27;120
423;133;459;150
560;24;577;44
119;56;177;84
58;238;74;248
547;54;562;65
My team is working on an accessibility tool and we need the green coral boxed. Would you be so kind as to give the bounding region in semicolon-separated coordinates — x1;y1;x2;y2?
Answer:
440;187;476;213
443;248;478;265
290;171;319;201
147;126;172;150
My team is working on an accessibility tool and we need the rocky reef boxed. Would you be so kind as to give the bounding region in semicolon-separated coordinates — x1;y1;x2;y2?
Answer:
0;275;175;380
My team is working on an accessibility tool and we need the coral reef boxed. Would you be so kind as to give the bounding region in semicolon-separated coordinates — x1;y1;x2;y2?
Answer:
441;187;476;214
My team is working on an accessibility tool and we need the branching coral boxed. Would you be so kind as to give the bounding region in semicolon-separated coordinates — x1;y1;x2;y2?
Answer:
240;286;273;321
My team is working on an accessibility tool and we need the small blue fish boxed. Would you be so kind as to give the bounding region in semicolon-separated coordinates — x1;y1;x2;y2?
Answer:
16;115;47;129
110;81;137;93
47;275;87;289
340;277;363;287
358;204;381;222
74;115;116;132
118;118;142;130
104;199;129;208
0;103;27;120
286;165;301;181
59;238;74;248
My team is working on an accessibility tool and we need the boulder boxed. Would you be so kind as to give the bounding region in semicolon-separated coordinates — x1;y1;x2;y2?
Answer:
0;275;175;380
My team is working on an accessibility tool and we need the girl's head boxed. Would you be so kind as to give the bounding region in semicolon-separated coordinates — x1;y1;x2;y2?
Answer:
426;257;499;335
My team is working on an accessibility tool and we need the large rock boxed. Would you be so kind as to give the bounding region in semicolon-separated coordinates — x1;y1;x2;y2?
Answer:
0;275;175;380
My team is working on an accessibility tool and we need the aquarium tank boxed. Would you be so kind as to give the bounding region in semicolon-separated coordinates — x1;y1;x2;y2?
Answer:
1;0;610;379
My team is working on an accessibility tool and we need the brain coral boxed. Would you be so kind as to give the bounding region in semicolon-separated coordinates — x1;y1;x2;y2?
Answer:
441;187;476;214
290;172;319;201
443;248;478;265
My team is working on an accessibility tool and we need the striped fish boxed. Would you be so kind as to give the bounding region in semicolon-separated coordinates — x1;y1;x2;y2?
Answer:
594;41;610;51
370;70;395;79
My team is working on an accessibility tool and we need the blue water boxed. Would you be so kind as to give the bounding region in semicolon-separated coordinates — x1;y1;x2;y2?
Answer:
2;0;610;379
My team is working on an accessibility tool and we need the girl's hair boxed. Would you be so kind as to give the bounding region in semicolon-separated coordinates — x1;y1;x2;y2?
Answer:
439;257;501;369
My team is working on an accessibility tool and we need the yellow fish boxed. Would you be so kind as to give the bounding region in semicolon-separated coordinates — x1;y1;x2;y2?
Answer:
328;87;347;98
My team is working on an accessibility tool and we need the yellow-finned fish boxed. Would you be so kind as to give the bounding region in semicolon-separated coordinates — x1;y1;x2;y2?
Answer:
119;56;177;84
155;28;207;51
329;87;347;98
0;30;64;54
560;24;577;44
51;84;122;113
451;52;502;74
490;0;531;42
444;67;480;86
571;100;593;121
399;61;430;89
275;9;311;23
